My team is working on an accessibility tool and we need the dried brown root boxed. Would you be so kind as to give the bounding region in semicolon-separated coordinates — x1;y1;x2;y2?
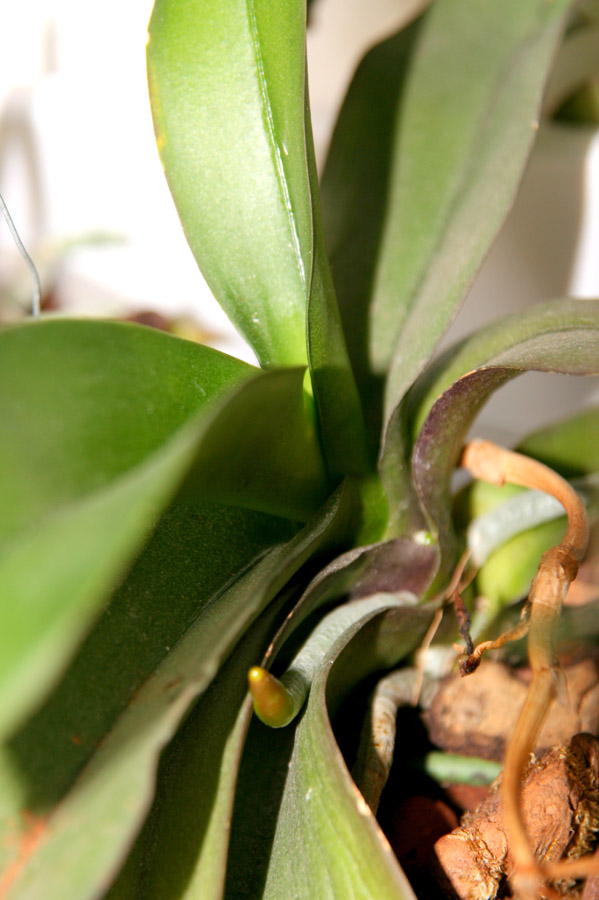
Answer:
457;440;593;897
433;733;599;900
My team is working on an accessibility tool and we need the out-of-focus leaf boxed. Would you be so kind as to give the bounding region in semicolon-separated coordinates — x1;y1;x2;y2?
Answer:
147;0;311;368
476;517;567;606
380;0;577;423
0;484;355;900
0;319;253;543
0;319;257;740
225;554;437;900
516;407;599;477
409;300;599;574
456;408;599;609
322;0;576;436
543;25;599;115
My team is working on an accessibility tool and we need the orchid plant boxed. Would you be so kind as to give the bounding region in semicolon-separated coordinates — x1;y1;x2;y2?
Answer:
1;1;599;898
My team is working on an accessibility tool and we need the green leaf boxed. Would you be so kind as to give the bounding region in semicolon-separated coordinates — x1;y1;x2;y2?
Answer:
105;592;291;900
455;408;599;610
0;485;355;900
0;319;253;544
320;17;424;437
225;592;436;900
544;24;599;116
304;95;372;479
516;407;599;477
0;317;334;745
321;0;575;436
147;0;312;368
0;319;255;739
476;517;568;606
107;536;437;900
409;300;599;573
176;366;331;522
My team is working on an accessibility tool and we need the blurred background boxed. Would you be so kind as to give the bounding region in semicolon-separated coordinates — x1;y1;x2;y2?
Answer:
0;0;598;439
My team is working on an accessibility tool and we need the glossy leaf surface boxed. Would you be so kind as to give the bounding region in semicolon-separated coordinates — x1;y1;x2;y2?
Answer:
148;0;312;368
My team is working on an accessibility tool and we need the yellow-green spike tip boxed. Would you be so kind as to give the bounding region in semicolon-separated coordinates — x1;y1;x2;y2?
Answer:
248;666;295;728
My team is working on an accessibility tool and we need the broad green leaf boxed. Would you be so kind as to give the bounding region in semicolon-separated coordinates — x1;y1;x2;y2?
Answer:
0;319;256;739
0;317;333;743
0;319;253;544
379;0;576;422
320;17;424;438
321;0;575;435
0;485;355;900
110;536;438;900
104;594;289;900
226;593;436;899
175;366;331;522
147;0;311;368
408;300;599;574
0;432;205;745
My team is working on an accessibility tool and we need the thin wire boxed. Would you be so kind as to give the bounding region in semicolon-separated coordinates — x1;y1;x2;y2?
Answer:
0;190;41;318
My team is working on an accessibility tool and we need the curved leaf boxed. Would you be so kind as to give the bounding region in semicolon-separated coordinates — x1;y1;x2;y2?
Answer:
147;0;312;368
409;300;599;573
0;319;255;739
0;485;355;900
107;534;437;900
516;407;599;477
176;366;331;522
104;594;289;900
0;319;253;544
409;300;599;438
321;0;575;435
0;318;332;743
543;25;599;115
226;593;436;898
